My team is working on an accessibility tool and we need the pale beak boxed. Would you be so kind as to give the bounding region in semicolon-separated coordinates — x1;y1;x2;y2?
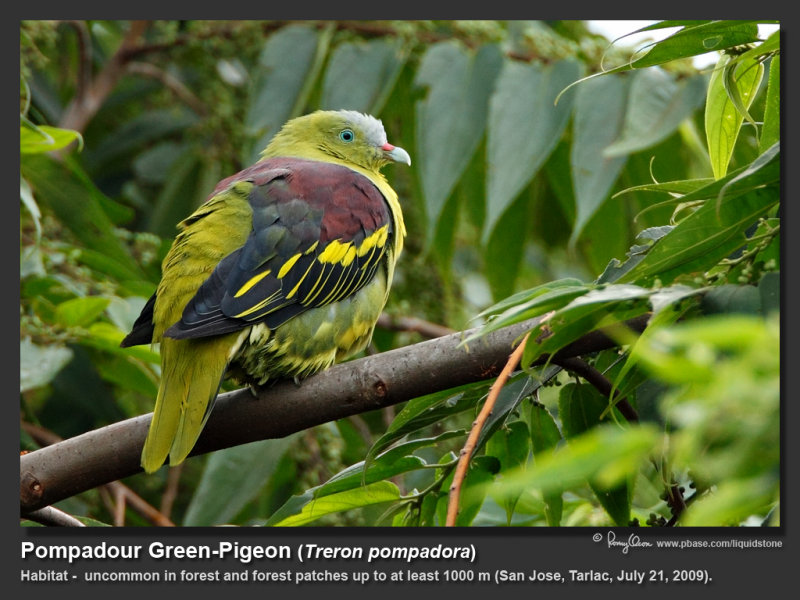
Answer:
382;143;411;166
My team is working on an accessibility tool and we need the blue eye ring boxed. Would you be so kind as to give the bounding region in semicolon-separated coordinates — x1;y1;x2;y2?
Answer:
339;129;355;142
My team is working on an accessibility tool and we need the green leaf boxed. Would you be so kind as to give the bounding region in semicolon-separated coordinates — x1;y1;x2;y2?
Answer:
758;271;779;316
615;179;715;197
521;284;655;367
619;186;778;286
414;42;504;243
702;284;761;316
468;279;590;343
145;150;219;239
490;424;658;502
603;69;706;157
528;402;563;525
474;374;545;451
91;354;158;397
705;53;764;179
54;296;111;328
559;383;632;525
20;123;83;154
366;382;491;467
682;475;778;527
452;455;500;526
268;481;400;527
20;337;74;392
484;59;580;240
487;420;530;522
484;189;532;301
20;176;42;247
86;322;161;365
320;38;407;114
183;435;299;526
597;226;674;284
570;73;629;245
629;21;761;69
244;24;332;163
760;54;780;155
555;21;761;105
314;430;465;500
83;108;198;172
21;154;144;278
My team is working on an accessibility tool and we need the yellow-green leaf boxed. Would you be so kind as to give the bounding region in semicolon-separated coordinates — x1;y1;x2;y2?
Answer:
271;481;400;526
20;124;83;154
705;53;764;179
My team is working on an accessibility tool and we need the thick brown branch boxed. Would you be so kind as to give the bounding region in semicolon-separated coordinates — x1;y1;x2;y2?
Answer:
20;316;649;514
21;421;174;526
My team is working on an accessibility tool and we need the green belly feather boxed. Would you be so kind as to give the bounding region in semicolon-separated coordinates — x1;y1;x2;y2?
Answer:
229;263;389;384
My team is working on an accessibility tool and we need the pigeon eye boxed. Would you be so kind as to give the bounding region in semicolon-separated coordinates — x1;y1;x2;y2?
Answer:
339;129;355;142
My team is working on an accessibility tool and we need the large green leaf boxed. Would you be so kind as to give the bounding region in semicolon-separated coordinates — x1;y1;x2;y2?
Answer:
603;68;706;157
528;402;563;525
183;434;299;526
244;24;332;164
629;21;761;69
21;154;144;280
414;41;504;242
705;53;764;179
555;21;762;105
484;189;532;301
760;53;780;155
619;188;778;286
20;337;73;393
570;73;629;245
54;296;111;328
468;278;589;343
145;150;221;239
82;108;199;173
267;481;400;527
487;420;530;523
20;123;82;154
520;284;655;368
366;382;492;467
484;58;580;240
490;425;658;501
320;38;407;114
559;383;632;526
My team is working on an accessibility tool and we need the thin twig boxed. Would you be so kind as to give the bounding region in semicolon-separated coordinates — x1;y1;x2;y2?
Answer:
23;506;85;527
63;21;92;103
160;464;183;521
59;20;151;133
446;333;530;526
377;313;455;339
114;485;126;526
126;61;208;116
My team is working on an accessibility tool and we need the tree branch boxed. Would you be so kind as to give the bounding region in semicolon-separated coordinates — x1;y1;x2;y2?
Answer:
20;315;650;514
58;20;150;133
553;356;639;422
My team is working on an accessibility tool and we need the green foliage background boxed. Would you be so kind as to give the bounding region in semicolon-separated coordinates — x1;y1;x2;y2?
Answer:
20;20;780;527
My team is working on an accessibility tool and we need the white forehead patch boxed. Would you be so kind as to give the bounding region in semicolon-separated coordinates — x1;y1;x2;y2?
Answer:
338;110;387;146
